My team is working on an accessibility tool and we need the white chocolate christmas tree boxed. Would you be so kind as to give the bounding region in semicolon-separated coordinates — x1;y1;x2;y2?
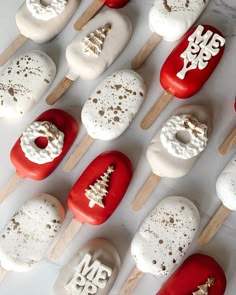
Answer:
192;277;215;295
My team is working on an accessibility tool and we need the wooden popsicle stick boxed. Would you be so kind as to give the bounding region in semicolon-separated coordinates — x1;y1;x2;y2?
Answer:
198;204;231;246
218;127;236;155
140;91;174;130
131;173;160;211
0;173;22;204
45;76;74;105
131;33;162;70
63;134;95;172
0;267;7;282
0;34;28;67
49;218;83;261
118;267;144;295
74;0;104;31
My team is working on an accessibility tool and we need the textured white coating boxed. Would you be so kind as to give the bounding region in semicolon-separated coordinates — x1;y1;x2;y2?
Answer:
216;153;236;210
131;196;200;276
0;50;56;118
149;0;208;42
81;70;146;140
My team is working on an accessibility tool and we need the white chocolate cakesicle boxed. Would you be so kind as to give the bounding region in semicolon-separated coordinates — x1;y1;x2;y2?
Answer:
131;196;200;276
0;194;65;272
149;0;208;42
0;50;56;118
66;10;132;81
216;153;236;210
147;105;211;178
53;239;120;295
81;70;146;140
16;0;80;43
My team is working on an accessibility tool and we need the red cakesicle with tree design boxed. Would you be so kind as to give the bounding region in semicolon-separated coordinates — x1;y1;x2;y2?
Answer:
49;150;132;261
0;109;78;203
141;24;225;129
156;253;226;295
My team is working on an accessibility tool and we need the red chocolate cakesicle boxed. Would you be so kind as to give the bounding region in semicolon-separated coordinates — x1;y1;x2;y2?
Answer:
141;24;225;130
49;150;132;261
156;253;226;295
74;0;129;31
0;109;78;204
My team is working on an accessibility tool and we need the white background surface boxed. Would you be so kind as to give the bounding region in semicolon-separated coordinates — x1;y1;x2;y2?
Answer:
0;0;236;294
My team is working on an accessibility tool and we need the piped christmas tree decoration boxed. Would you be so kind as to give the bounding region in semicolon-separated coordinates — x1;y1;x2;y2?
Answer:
85;165;114;208
82;23;111;56
192;277;215;295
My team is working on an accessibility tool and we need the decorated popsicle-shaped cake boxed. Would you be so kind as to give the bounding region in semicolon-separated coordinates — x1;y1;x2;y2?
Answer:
49;150;132;261
132;0;209;69
63;69;146;172
46;10;132;105
132;105;211;211
141;24;225;129
53;238;120;295
119;196;200;294
0;193;65;280
74;0;129;31
0;109;78;204
0;50;56;118
0;0;80;66
198;153;236;245
156;253;226;295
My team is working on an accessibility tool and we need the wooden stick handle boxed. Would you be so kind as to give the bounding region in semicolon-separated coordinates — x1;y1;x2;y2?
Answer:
218;127;236;155
131;173;160;211
74;0;104;31
0;267;7;282
140;91;174;130
0;173;22;204
49;218;82;261
0;34;27;66
63;134;95;172
118;267;143;295
131;33;162;70
45;76;74;105
198;204;231;246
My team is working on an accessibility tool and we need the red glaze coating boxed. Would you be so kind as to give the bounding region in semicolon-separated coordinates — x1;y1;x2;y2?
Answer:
103;0;129;8
68;150;132;225
156;254;226;295
234;97;236;112
160;25;225;98
10;109;78;180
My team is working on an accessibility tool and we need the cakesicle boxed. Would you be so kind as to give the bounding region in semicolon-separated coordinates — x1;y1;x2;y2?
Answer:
156;253;226;295
53;238;120;295
132;0;208;69
46;10;132;105
63;69;146;172
141;24;225;129
74;0;129;31
0;50;56;118
132;105;211;211
49;150;132;261
0;0;80;66
0;193;64;279
0;109;78;204
198;153;236;245
119;196;200;294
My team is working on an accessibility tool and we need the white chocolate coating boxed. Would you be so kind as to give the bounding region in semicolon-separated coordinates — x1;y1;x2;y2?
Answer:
16;0;80;43
131;196;200;276
0;194;65;272
216;153;236;210
66;10;132;81
53;239;121;295
0;50;56;118
81;70;146;140
149;0;208;42
147;105;211;178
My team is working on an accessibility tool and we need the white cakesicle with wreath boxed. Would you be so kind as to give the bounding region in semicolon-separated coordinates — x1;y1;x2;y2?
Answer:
0;0;80;66
131;104;211;211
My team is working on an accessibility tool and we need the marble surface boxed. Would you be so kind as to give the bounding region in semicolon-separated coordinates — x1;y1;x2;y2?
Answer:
0;0;236;294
